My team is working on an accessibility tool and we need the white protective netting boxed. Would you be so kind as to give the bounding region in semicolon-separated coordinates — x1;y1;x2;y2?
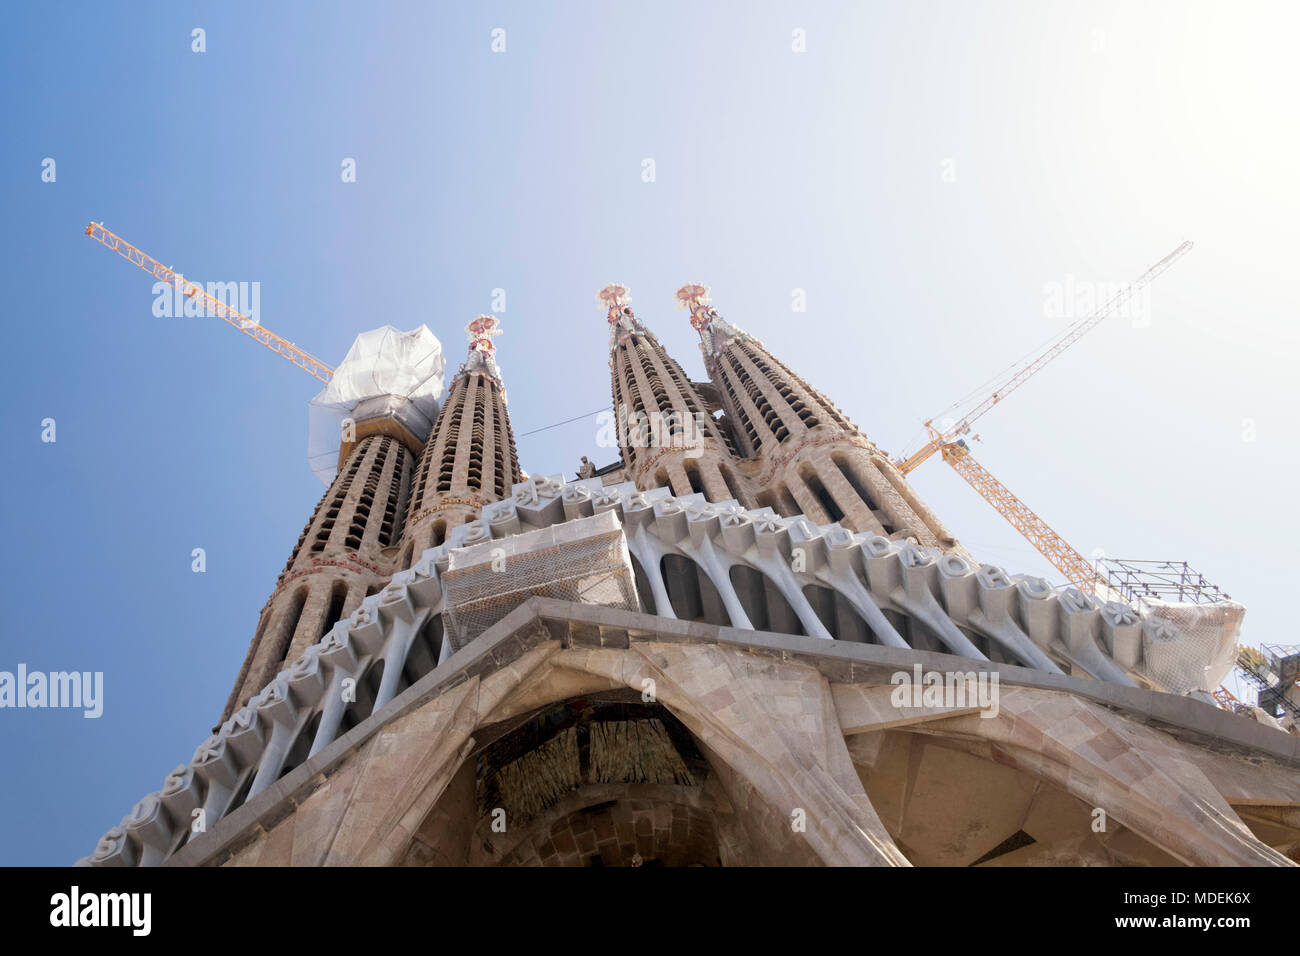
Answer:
1136;598;1244;696
307;325;445;484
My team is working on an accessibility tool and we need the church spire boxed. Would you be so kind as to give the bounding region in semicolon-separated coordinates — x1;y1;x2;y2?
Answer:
683;282;960;550
599;282;653;351
402;314;523;559
600;283;748;504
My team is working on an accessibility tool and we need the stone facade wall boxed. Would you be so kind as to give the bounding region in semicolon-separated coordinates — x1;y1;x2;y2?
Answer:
155;300;1290;870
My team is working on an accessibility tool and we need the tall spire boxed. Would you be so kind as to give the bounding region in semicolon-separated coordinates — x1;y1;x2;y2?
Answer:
220;430;415;725
402;314;523;559
683;282;959;549
678;282;855;451
601;283;747;504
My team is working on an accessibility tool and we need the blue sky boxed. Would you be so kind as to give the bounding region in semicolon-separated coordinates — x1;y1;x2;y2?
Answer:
1;0;1297;864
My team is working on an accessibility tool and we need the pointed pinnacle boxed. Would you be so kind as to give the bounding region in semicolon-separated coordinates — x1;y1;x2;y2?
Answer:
676;283;714;332
465;314;502;354
598;283;631;322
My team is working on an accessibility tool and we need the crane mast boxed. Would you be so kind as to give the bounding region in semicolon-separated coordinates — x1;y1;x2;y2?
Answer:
940;441;1102;589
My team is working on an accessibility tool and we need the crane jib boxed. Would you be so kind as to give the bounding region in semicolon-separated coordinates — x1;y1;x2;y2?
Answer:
85;222;335;384
891;241;1193;597
898;241;1193;467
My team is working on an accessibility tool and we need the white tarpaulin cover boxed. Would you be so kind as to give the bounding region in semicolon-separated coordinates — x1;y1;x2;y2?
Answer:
307;325;446;484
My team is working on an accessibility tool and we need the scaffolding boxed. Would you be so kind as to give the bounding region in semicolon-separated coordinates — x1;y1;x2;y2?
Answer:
1098;559;1231;606
441;511;640;651
1098;562;1298;730
1096;559;1243;698
1237;644;1300;720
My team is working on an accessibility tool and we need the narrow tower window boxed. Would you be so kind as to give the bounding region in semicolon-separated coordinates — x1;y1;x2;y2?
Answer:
319;580;349;640
799;464;845;523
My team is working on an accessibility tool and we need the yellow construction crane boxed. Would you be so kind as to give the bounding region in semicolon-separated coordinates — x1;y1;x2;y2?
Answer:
939;440;1103;588
894;241;1193;589
85;222;335;384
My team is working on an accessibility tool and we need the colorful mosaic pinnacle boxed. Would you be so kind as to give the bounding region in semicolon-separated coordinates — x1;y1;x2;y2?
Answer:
598;283;631;320
465;314;502;354
675;282;714;331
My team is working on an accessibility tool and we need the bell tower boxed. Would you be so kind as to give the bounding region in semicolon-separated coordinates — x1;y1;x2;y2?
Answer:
402;315;523;559
220;325;443;725
601;283;751;506
679;284;960;549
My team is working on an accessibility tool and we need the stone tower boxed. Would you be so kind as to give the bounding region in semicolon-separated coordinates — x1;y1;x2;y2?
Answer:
600;283;751;507
677;284;959;549
402;315;522;562
219;326;443;725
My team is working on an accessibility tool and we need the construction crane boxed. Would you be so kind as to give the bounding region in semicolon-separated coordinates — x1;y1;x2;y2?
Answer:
85;222;335;384
940;440;1102;588
900;244;1259;718
893;241;1193;588
1212;685;1248;714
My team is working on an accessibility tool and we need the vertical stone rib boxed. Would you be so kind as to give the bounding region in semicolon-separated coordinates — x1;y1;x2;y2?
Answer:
731;346;802;441
481;376;498;501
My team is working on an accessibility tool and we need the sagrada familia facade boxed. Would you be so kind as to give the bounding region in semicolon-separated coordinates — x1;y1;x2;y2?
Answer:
83;285;1299;867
